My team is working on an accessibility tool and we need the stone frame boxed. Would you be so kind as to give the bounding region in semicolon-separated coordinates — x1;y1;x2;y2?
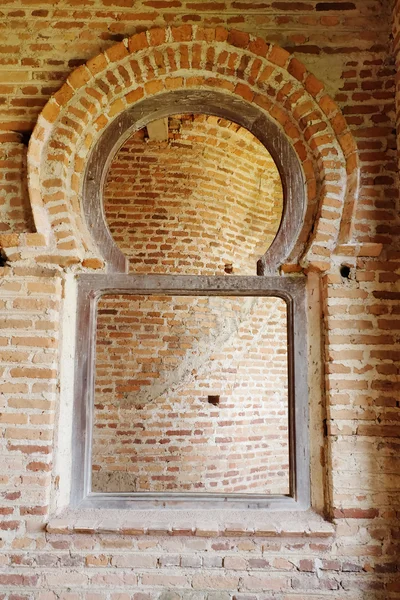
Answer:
69;85;313;512
71;273;309;511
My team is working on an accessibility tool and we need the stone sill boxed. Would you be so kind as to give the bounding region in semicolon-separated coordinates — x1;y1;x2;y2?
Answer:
47;509;335;538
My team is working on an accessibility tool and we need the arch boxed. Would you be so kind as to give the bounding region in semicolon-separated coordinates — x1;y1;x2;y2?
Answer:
84;89;303;274
27;26;359;272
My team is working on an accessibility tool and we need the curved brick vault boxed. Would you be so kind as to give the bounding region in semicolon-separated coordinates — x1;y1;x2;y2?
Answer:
104;114;284;275
26;25;360;272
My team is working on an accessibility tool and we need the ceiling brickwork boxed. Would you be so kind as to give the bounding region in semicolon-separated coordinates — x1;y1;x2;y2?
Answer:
104;114;283;275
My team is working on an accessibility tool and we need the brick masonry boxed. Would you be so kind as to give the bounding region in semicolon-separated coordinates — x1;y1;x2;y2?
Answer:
93;294;289;494
104;114;283;275
0;134;33;235
0;1;400;599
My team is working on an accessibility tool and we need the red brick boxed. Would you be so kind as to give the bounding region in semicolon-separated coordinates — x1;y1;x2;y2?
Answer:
227;29;250;49
268;45;290;67
171;25;193;42
105;42;129;63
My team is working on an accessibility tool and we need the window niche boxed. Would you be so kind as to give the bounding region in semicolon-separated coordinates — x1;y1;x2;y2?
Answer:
92;293;290;496
102;112;284;276
71;90;310;511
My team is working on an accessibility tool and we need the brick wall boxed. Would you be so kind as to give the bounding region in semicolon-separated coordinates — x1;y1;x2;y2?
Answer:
0;134;33;234
1;1;400;598
93;294;289;494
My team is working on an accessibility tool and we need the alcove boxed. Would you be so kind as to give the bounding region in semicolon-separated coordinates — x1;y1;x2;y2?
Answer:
27;27;358;517
102;113;284;275
69;89;310;509
89;112;292;496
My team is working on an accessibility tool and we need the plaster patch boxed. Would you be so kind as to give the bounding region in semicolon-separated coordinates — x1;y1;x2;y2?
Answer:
296;53;348;98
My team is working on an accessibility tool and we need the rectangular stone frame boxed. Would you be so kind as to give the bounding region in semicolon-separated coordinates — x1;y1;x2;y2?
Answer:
71;274;309;511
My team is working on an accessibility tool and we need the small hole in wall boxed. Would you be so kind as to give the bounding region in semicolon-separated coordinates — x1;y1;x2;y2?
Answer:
207;395;220;406
0;249;9;267
19;131;32;147
340;264;351;279
224;263;233;274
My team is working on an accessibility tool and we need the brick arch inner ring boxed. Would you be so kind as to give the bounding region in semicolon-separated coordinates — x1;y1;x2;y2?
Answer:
27;26;359;272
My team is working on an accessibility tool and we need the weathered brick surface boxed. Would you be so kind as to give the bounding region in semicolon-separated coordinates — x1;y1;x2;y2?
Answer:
23;25;357;269
93;294;289;493
0;1;400;598
104;114;283;275
0;135;33;234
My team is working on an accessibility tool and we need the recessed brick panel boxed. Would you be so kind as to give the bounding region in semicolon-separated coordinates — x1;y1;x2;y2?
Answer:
92;294;289;494
104;114;283;275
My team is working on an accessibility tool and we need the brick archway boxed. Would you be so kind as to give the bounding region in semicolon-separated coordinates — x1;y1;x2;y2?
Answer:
27;26;359;272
